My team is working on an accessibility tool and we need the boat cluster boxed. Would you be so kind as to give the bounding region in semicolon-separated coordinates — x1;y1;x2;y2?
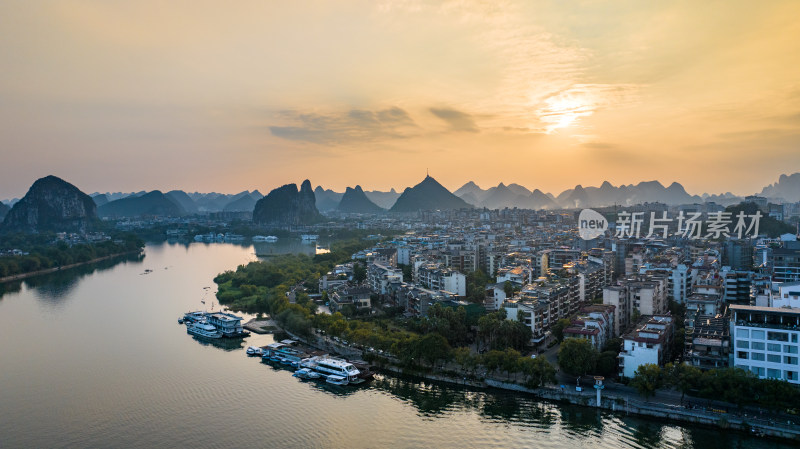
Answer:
246;340;373;387
193;233;245;242
252;235;279;242
179;311;250;339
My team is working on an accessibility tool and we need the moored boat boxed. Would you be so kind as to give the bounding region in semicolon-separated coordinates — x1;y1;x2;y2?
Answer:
186;320;222;339
246;346;264;356
325;375;348;386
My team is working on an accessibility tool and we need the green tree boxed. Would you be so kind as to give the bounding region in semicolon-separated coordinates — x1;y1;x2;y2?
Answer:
416;333;452;367
595;351;619;377
551;318;571;343
520;356;557;388
503;280;514;298
665;362;702;403
558;338;597;376
630;364;663;400
353;262;367;283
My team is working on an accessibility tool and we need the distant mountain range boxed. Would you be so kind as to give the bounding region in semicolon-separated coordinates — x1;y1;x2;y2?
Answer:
760;173;800;203
98;191;185;217
3;172;798;223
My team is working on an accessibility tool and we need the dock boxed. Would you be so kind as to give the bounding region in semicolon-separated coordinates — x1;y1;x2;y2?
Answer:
243;318;278;334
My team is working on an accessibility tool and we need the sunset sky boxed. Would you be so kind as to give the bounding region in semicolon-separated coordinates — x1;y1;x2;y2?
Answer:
1;1;799;199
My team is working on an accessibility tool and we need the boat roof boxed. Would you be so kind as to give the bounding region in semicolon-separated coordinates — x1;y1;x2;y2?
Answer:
317;357;356;368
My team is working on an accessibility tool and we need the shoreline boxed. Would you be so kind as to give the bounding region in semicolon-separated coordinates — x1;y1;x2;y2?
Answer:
288;330;800;443
0;249;143;284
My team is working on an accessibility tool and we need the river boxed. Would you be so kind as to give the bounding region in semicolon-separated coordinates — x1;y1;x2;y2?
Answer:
0;241;788;448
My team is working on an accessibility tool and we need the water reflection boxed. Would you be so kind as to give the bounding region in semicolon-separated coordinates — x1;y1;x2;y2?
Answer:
0;252;144;302
189;335;247;351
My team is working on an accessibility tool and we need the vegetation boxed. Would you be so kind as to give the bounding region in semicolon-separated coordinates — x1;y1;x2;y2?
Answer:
477;309;532;352
629;364;800;410
550;318;571;343
0;233;143;278
630;363;663;399
558;339;598;376
465;269;491;303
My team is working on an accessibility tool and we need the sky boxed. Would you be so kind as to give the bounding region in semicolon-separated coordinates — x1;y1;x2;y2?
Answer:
1;0;799;199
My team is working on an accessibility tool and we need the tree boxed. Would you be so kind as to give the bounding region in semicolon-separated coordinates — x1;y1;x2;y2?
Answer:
558;338;597;376
595;351;619;377
503;280;514;298
452;347;475;374
353;263;367;283
520;356;557;388
630;364;663;400
416;333;452;367
665;363;702;403
551;318;571;343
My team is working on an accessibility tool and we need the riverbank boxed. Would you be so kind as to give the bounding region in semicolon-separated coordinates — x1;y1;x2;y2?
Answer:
287;329;799;443
0;249;143;284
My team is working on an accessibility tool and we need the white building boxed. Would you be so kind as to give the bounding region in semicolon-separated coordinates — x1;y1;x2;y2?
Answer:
730;305;800;384
618;315;674;379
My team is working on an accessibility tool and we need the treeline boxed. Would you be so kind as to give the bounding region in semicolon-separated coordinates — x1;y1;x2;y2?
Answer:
631;363;800;411
313;310;555;388
214;237;376;326
0;233;143;278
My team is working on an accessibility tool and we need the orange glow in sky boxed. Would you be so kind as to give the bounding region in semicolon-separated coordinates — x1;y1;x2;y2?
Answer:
0;1;798;198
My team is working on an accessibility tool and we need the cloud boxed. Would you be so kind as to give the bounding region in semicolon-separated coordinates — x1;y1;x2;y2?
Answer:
269;106;418;144
429;107;479;132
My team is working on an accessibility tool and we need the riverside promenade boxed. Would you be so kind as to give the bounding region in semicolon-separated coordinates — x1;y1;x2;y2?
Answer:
291;329;800;443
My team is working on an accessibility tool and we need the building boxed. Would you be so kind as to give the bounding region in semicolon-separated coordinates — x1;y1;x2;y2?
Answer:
367;262;403;295
415;263;466;296
562;305;616;351
771;244;800;283
618;314;674;379
730;305;800;384
329;286;372;312
503;299;550;345
684;314;729;370
721;268;754;305
773;281;800;308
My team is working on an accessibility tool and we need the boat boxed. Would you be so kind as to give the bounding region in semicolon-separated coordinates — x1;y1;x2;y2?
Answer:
325;375;348;386
293;368;321;380
253;235;279;242
205;312;249;337
300;234;318;241
246;346;263;356
186;320;222;339
301;356;361;383
177;318;184;324
182;311;207;323
224;234;245;242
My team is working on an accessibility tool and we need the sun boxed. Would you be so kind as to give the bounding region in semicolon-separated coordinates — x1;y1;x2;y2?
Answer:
538;93;595;133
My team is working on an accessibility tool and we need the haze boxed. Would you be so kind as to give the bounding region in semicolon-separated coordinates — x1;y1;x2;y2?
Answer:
1;1;799;199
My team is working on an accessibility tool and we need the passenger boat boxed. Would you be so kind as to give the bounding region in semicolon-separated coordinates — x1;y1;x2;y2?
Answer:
325;375;348;386
205;312;248;337
186;320;222;339
301;356;361;383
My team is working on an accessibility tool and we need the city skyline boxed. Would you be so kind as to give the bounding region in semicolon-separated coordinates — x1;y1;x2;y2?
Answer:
1;1;799;198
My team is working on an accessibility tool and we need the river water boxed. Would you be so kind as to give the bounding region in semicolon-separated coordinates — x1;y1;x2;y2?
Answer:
0;242;788;448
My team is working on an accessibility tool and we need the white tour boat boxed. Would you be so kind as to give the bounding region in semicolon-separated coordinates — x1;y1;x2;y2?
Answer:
186;320;222;339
